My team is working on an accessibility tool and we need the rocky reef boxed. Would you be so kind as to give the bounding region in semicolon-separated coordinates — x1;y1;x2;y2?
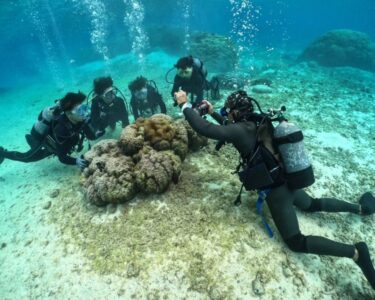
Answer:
146;26;239;73
190;32;239;73
146;26;186;55
82;114;207;206
300;29;375;72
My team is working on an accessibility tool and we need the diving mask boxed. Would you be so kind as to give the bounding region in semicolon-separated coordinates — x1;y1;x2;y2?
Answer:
69;104;90;122
220;106;229;117
177;67;193;79
102;87;116;104
134;87;148;100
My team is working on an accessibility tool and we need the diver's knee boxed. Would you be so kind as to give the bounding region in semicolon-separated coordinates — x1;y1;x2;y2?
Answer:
304;197;322;212
284;233;308;253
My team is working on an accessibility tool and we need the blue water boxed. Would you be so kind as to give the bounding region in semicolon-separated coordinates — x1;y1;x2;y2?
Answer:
1;1;375;298
1;0;375;89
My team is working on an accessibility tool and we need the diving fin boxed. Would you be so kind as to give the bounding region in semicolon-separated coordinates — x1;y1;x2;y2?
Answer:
0;147;5;164
360;192;375;215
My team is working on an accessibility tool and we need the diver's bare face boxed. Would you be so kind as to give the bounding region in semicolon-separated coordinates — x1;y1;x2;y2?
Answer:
177;67;193;79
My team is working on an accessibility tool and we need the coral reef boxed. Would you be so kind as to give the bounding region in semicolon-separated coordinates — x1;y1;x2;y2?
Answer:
134;147;181;194
83;114;207;206
300;29;375;72
214;73;251;90
83;140;137;206
214;74;273;91
190;32;239;73
146;26;186;54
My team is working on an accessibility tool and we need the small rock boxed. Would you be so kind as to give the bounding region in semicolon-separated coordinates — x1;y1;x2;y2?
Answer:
252;84;273;94
250;78;272;86
126;263;140;278
1;242;7;249
107;204;117;214
282;263;293;278
43;201;52;210
252;272;266;296
25;240;33;247
49;189;60;198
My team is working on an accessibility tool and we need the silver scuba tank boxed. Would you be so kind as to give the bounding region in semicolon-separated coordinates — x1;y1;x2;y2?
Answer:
33;106;60;137
273;121;315;189
193;58;208;78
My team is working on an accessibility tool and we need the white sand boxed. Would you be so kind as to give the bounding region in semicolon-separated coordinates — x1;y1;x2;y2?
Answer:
1;51;375;299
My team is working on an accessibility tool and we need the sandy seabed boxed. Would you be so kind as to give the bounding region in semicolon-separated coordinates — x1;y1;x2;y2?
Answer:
0;51;374;299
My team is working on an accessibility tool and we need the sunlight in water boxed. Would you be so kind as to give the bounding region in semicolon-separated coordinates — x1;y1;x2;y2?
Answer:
123;0;149;70
25;0;65;89
79;0;111;72
178;0;192;52
229;0;261;69
43;0;76;86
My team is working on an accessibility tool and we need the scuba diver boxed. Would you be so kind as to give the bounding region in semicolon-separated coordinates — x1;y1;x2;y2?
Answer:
170;55;220;107
174;89;375;290
0;92;97;169
90;76;130;133
128;76;167;120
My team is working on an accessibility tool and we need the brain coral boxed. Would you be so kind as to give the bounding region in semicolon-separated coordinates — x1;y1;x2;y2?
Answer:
300;29;375;72
83;140;136;206
83;114;207;206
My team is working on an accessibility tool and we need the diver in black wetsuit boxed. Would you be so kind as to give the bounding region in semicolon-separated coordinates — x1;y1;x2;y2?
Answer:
171;56;208;107
129;76;166;120
90;76;129;133
0;92;97;169
174;89;375;290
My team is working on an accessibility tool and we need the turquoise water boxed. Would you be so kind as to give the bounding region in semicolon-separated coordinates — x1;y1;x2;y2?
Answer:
0;1;375;299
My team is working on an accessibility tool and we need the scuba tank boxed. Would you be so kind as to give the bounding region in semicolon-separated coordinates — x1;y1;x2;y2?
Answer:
25;104;62;149
192;57;208;79
273;121;315;189
33;105;61;138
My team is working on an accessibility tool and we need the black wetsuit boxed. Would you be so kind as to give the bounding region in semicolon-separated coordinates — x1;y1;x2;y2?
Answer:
171;66;207;106
183;107;359;258
91;96;129;131
130;85;167;120
1;114;96;165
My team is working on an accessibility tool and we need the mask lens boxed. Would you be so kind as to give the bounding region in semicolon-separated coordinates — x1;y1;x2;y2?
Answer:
220;107;229;117
178;68;192;78
103;89;115;103
135;88;147;100
71;104;90;121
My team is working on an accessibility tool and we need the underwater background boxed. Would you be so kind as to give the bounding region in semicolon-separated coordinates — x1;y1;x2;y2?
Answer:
0;0;375;299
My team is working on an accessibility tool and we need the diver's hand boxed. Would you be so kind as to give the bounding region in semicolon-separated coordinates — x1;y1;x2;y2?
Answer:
202;100;214;115
174;90;188;107
76;156;88;170
100;111;107;119
95;129;105;139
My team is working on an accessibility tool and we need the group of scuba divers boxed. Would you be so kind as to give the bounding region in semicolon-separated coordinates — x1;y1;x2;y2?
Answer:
1;55;375;290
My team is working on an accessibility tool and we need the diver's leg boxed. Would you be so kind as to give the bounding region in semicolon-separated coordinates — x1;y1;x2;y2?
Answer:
293;189;360;214
1;147;51;163
266;184;375;289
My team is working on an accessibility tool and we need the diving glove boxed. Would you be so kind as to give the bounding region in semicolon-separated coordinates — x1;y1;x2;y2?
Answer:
95;129;105;139
76;156;88;170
